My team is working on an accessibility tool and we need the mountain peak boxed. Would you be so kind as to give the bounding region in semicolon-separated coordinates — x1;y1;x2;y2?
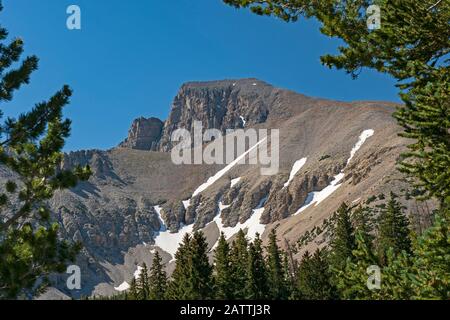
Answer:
181;78;271;90
119;117;164;151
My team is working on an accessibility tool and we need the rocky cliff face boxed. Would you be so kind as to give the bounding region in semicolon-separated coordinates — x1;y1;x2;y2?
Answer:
119;79;280;152
119;117;164;151
28;78;415;298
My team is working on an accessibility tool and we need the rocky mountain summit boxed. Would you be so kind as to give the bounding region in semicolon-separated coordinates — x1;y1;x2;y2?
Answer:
30;78;413;298
119;117;164;151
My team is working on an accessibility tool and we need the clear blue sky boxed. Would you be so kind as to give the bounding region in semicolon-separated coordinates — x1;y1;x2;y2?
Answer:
2;0;399;151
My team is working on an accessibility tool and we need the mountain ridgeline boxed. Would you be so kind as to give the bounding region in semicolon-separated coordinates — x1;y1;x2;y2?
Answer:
40;78;415;298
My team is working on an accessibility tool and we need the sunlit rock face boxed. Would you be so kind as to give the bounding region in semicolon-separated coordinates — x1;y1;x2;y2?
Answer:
119;117;164;151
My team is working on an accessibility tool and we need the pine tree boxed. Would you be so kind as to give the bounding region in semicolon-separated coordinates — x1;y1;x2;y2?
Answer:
149;251;167;300
186;231;213;299
0;2;91;299
297;249;337;300
138;263;150;300
129;278;139;300
329;203;356;273
352;205;374;244
282;252;297;299
213;232;234;299
377;193;412;265
166;233;192;299
230;229;249;299
245;234;268;300
336;231;379;300
410;210;449;299
266;229;288;299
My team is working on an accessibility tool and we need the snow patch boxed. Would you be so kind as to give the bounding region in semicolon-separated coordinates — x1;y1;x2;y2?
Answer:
239;116;246;127
212;197;267;250
192;138;267;197
295;173;344;215
114;266;144;292
114;282;130;292
347;129;374;165
154;205;166;232
133;266;144;279
352;197;361;204
154;223;194;260
230;177;242;188
283;157;307;188
153;205;194;259
182;199;191;210
295;130;374;215
152;136;268;258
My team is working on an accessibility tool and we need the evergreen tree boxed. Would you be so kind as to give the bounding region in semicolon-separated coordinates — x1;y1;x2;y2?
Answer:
329;203;356;273
129;278;139;300
297;249;337;300
166;233;192;299
410;211;449;299
138;263;150;300
187;231;213;299
352;205;374;244
230;229;249;299
0;2;91;298
149;251;167;300
336;231;380;300
282;252;297;299
266;229;288;299
377;193;412;265
245;234;268;299
213;232;234;299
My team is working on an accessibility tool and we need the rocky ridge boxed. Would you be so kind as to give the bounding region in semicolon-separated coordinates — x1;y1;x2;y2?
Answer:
28;78;413;298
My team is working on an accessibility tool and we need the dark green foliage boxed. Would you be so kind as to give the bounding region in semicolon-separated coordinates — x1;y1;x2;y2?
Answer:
0;2;91;299
266;229;288;299
137;263;149;300
319;154;331;161
410;210;449;299
352;205;375;244
230;229;249;299
329;203;356;272
366;195;377;204
245;234;268;299
297;250;337;300
149;251;167;300
166;231;214;299
187;231;214;299
166;233;192;299
376;193;412;265
213;233;234;299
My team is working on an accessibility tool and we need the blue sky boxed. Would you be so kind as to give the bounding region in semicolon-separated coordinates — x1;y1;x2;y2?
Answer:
2;0;399;151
